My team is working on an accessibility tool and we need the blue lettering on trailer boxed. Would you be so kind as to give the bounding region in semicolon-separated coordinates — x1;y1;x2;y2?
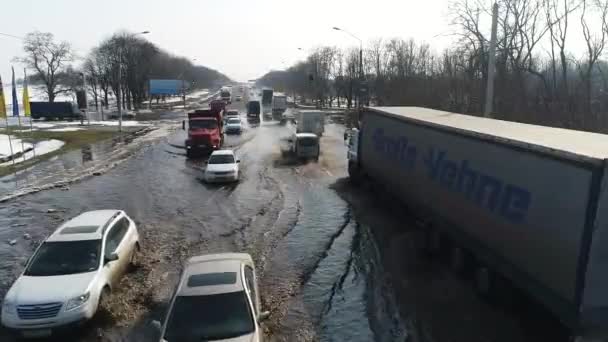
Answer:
372;128;531;224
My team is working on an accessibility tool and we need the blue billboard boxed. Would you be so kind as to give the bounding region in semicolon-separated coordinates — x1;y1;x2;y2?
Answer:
149;79;185;95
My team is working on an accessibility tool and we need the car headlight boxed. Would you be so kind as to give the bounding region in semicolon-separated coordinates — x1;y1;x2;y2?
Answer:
66;292;90;311
2;299;16;314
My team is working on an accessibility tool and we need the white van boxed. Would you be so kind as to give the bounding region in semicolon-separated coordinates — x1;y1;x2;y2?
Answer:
286;133;319;161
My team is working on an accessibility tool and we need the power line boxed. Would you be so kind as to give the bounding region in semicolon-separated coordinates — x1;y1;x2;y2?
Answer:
0;32;24;40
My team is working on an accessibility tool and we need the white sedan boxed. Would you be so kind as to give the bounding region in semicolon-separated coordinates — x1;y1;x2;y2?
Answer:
159;253;269;342
204;150;240;183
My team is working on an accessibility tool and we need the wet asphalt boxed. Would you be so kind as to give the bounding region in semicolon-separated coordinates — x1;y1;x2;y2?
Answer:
0;95;570;342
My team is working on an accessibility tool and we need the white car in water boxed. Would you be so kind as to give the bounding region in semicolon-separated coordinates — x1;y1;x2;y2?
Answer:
1;210;140;339
204;150;240;183
159;253;269;342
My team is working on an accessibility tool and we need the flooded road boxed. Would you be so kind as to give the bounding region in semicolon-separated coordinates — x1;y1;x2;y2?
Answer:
0;100;568;342
0;101;407;342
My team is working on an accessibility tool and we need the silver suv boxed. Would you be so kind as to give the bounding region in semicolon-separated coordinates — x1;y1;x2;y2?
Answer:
1;210;140;339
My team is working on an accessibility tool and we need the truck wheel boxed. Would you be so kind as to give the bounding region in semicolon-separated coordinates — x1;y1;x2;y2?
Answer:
186;149;192;158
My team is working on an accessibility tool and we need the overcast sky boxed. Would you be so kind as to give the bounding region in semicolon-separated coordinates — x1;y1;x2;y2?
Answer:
0;0;594;85
0;0;456;84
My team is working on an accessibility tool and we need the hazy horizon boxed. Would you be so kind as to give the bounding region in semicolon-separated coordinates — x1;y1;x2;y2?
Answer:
0;0;457;84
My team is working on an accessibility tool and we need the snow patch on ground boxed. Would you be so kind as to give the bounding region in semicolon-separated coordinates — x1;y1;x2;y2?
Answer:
0;135;33;158
0;138;64;166
31;122;56;129
47;127;83;132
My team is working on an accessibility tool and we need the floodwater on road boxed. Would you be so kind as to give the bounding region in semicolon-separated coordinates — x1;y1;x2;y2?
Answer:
0;103;407;342
0;101;569;342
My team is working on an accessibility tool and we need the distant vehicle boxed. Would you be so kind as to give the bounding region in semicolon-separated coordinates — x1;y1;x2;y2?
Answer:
262;89;273;106
184;109;224;158
30;102;82;121
247;100;261;122
281;133;320;161
159;253;269;342
225;118;242;135
1;210;140;339
296;110;325;136
209;99;227;112
272;93;287;121
235;95;242;102
224;110;239;124
220;89;231;104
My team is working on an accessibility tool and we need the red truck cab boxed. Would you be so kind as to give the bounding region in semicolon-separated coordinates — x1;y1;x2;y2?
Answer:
185;108;224;158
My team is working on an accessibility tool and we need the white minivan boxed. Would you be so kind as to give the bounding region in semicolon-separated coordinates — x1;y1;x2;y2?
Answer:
282;133;320;161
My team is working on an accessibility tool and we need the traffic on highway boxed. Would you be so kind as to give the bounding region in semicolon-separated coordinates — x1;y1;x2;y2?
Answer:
3;1;608;339
1;83;596;342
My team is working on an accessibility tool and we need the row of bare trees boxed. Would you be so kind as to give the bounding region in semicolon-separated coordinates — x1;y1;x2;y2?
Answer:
17;31;230;111
259;0;608;133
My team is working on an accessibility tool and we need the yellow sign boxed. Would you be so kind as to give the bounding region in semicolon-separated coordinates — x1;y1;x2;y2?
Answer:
0;76;6;119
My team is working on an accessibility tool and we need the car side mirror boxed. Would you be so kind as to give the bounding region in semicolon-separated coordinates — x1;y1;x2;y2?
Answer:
237;159;241;163
105;252;119;264
258;311;270;322
182;120;186;130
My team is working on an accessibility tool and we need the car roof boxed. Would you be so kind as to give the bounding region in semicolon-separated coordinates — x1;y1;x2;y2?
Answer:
47;210;122;242
177;253;253;296
210;149;235;156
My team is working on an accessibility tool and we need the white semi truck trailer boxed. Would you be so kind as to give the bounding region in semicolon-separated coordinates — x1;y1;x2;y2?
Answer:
347;106;608;340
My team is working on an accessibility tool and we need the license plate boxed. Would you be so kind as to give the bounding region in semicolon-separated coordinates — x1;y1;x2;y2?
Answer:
22;329;52;338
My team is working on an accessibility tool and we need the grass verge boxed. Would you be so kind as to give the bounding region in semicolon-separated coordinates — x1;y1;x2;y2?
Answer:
0;129;117;177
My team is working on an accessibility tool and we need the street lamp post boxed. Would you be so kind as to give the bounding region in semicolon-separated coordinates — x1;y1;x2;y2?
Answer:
333;27;363;107
117;30;149;133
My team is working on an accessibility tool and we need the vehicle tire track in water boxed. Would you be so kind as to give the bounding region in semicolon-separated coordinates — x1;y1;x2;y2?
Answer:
298;208;351;286
260;183;351;341
322;221;360;317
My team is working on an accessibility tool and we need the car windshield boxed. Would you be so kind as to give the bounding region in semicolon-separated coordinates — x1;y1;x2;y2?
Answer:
190;120;217;129
208;154;235;164
163;291;254;341
228;119;240;124
24;240;101;276
221;91;230;97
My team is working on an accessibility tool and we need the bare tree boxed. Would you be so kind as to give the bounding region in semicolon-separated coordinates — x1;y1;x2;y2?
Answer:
578;0;607;118
16;31;74;102
545;0;580;107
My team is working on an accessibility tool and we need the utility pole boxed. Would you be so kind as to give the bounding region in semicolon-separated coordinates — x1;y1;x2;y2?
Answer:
484;3;498;118
117;47;123;132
